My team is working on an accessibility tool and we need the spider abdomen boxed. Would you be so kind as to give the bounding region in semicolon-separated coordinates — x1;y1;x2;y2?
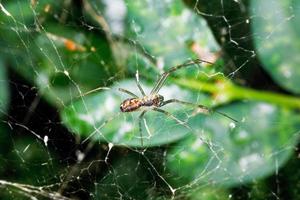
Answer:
120;98;142;112
120;95;164;112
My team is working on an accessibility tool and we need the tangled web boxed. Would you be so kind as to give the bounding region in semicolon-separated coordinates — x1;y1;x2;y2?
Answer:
0;0;299;199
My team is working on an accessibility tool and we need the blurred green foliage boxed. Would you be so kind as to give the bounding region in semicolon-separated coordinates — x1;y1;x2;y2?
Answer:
0;62;9;116
252;0;300;94
0;0;299;199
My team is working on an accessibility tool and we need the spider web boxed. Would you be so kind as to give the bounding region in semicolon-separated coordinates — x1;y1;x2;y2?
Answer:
0;0;299;199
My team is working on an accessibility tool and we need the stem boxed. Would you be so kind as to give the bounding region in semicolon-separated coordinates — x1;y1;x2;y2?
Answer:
173;78;300;109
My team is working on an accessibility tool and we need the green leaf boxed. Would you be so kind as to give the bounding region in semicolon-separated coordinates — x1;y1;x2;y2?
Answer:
6;137;61;185
166;101;300;187
95;153;149;199
0;60;9;116
60;80;208;147
8;24;116;108
280;154;300;199
187;187;230;200
251;0;300;94
31;23;116;107
0;123;61;186
102;0;220;67
1;1;116;108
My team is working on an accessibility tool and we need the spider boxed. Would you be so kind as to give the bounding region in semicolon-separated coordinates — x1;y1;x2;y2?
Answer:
119;59;237;146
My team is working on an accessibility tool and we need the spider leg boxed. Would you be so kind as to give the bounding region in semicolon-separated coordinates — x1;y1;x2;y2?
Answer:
161;99;238;122
138;110;147;147
135;70;146;96
152;107;193;132
118;88;139;98
150;59;213;95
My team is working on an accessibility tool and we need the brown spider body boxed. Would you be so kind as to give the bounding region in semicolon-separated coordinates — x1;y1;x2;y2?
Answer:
120;94;164;112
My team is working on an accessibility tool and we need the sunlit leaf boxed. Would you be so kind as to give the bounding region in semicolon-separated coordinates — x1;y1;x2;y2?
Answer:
61;80;211;147
99;0;220;67
166;101;300;187
252;0;300;94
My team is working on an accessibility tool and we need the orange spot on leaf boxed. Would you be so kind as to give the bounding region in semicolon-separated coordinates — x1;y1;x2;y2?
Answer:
64;39;77;51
